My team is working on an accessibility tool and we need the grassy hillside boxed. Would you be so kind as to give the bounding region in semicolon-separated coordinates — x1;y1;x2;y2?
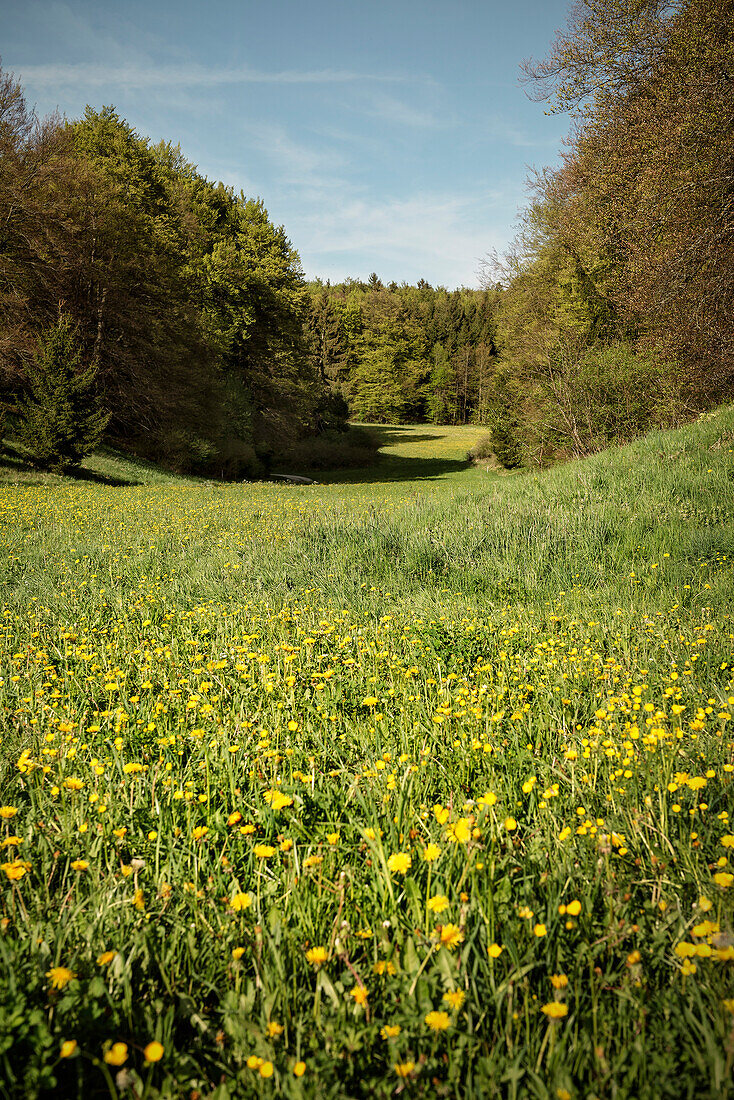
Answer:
1;410;733;1099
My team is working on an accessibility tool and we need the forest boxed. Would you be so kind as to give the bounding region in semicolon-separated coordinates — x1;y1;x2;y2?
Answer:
1;0;732;474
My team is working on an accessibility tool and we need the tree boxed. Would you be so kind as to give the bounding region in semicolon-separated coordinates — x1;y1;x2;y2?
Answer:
18;316;110;472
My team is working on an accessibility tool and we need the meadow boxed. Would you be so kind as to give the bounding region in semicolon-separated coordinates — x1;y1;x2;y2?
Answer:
1;414;733;1099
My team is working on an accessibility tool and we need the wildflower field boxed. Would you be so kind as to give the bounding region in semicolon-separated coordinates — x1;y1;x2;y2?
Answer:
1;414;734;1099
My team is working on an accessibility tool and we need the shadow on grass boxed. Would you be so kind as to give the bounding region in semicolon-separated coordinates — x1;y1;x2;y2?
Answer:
0;441;140;486
313;425;473;485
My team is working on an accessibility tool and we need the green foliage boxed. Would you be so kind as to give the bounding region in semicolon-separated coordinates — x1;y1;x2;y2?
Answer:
306;280;499;426
17;317;109;472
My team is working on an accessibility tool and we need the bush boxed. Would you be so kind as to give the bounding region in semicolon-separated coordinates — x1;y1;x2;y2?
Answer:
467;434;494;462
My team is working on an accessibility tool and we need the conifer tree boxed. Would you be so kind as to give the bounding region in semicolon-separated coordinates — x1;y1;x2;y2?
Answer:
18;315;110;472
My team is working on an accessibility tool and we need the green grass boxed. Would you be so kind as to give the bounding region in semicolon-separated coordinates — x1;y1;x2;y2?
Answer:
1;411;733;1099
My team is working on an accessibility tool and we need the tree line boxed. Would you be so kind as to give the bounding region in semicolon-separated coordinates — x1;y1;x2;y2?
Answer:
305;277;499;425
0;70;353;476
2;0;732;475
482;0;734;465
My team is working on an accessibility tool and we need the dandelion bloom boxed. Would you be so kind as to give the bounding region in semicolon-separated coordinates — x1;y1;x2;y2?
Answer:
437;924;464;950
1;859;28;881
267;1022;284;1037
443;990;465;1009
305;945;328;968
387;852;411;875
446;818;471;844
293;1061;306;1076
427;894;450;913
425;1010;451;1030
565;899;582;916
394;1062;415;1077
350;986;368;1006
534;923;547;938
253;844;276;859
46;966;76;990
232;947;246;960
0;806;19;818
541;1002;568;1019
503;817;517;832
423;843;441;861
230;892;252;912
144;1041;164;1062
60;1040;77;1058
550;974;568;989
71;859;89;871
381;1024;401;1038
97;950;116;966
259;1061;274;1078
227;811;243;826
487;943;503;958
104;1043;128;1066
264;790;293;810
714;872;734;888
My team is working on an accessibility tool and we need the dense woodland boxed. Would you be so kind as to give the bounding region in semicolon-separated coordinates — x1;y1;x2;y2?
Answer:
1;0;732;473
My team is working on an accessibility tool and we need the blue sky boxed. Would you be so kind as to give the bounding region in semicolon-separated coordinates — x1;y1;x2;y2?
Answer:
1;0;572;288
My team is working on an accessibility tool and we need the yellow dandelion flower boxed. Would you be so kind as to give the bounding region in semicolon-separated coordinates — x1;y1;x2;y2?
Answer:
381;1024;402;1039
425;1010;451;1030
541;1002;568;1019
387;852;411;875
437;923;464;950
46;966;76;990
427;894;450;913
442;990;466;1009
103;1042;128;1066
144;1041;164;1063
264;790;293;810
305;945;328;968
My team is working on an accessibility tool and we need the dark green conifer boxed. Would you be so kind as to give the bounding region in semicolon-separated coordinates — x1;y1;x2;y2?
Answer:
18;316;110;472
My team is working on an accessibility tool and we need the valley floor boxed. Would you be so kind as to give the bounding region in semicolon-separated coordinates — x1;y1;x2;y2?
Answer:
1;412;733;1098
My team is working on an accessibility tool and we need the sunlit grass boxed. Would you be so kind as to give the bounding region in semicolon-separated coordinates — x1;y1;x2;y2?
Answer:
1;409;734;1098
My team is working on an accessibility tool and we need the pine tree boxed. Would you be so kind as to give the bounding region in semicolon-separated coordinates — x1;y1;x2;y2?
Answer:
18;316;110;472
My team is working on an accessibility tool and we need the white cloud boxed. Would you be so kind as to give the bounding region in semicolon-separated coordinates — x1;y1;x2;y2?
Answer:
15;60;414;92
292;189;517;289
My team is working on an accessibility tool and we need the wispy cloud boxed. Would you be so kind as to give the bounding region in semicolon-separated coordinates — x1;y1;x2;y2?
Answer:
291;189;517;288
15;61;415;92
361;92;443;129
238;122;349;188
